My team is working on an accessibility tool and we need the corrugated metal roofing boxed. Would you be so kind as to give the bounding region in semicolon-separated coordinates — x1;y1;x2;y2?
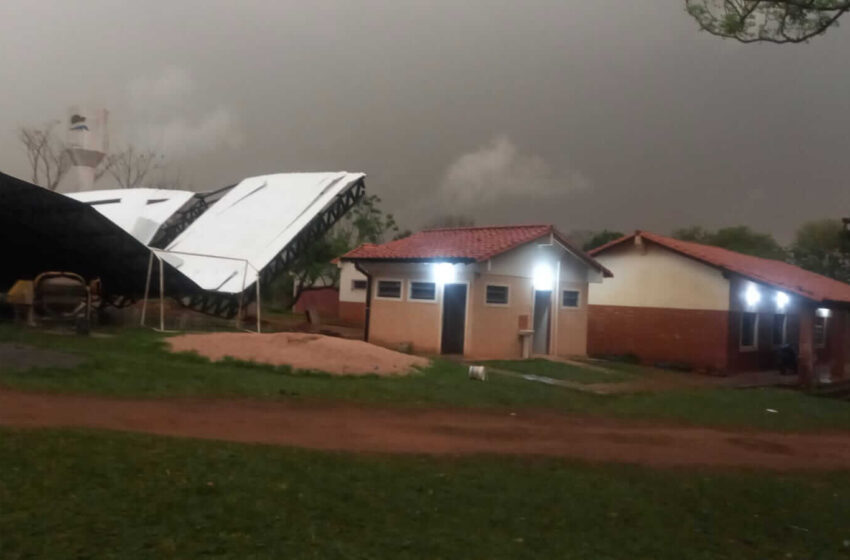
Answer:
159;172;366;293
590;230;850;305
66;188;195;244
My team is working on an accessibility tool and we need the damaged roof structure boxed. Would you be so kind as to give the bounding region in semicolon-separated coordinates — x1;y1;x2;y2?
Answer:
0;170;366;317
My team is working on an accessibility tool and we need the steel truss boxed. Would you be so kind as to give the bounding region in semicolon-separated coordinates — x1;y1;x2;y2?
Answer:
177;178;366;318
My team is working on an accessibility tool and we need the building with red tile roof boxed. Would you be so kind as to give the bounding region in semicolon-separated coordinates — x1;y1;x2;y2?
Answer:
341;225;611;358
588;231;850;382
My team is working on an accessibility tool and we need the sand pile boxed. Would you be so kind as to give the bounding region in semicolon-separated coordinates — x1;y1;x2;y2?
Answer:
167;332;428;376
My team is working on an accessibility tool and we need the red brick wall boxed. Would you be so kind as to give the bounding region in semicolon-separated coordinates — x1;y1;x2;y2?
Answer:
588;304;729;372
293;288;339;319
725;311;797;372
338;301;366;326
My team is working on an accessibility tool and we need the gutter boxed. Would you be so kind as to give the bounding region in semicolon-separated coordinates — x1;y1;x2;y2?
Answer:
353;261;372;342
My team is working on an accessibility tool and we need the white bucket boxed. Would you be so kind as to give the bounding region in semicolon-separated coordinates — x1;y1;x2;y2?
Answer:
468;365;487;381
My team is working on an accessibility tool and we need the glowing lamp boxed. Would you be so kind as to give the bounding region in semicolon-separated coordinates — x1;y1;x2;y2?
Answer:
817;308;831;318
775;291;789;311
532;264;553;291
434;262;456;284
744;284;761;308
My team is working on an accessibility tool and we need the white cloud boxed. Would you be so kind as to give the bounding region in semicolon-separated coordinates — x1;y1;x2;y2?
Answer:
439;135;589;207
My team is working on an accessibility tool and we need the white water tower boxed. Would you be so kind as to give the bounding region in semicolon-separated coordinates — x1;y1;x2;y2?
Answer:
56;106;109;193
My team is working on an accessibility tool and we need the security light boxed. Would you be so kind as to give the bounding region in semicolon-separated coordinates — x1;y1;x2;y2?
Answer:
434;262;456;284
744;284;761;308
533;264;553;291
775;291;789;311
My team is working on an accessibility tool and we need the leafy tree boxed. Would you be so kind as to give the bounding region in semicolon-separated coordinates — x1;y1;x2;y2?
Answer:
269;194;403;310
672;225;787;260
582;230;624;252
790;219;850;282
686;0;850;43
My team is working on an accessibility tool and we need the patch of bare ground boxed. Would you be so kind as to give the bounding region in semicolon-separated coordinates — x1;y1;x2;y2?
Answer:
167;332;428;375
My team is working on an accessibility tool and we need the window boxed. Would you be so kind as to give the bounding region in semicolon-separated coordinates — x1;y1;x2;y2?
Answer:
376;280;402;299
562;290;580;308
814;316;828;348
409;281;437;301
351;279;367;291
772;314;787;346
485;284;509;305
740;312;758;349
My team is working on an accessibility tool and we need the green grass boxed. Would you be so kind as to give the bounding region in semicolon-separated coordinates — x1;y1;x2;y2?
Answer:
1;325;850;431
484;358;637;384
1;428;849;559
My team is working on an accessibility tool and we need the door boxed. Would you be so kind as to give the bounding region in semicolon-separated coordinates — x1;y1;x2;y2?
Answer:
532;290;551;355
441;283;467;354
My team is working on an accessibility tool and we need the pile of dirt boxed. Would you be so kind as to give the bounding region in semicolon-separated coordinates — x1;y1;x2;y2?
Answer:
167;332;428;376
0;343;82;370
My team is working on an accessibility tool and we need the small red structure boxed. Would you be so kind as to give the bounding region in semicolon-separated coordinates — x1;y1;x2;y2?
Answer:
293;287;339;319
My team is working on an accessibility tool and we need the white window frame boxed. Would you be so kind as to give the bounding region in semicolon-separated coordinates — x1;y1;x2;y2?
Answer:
560;288;582;310
374;278;404;301
351;279;367;291
814;316;828;349
408;280;438;303
739;312;759;351
771;313;788;347
484;283;510;307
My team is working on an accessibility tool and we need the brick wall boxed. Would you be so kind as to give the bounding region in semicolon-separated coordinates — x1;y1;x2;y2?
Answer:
588;304;729;372
338;301;366;326
293;287;339;319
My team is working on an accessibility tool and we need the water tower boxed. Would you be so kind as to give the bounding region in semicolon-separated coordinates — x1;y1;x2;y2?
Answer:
56;106;109;193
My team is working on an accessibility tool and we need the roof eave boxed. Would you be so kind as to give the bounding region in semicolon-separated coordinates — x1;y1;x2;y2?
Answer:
340;256;476;264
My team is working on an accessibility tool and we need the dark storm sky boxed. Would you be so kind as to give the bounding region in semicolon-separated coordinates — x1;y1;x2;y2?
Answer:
2;0;849;241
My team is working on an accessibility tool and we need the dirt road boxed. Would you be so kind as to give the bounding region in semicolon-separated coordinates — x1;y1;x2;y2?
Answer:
2;389;849;470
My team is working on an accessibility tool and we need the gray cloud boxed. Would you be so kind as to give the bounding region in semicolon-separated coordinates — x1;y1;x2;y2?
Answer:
1;1;849;240
124;67;243;159
440;135;589;207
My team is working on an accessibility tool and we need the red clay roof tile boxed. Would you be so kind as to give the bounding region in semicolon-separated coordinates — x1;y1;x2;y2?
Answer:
342;224;611;276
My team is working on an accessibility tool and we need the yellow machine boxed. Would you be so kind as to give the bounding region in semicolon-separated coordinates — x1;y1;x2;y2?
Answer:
4;272;92;333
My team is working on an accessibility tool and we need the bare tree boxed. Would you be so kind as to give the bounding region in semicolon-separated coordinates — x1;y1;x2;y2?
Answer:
17;119;173;190
17;121;69;191
103;145;166;189
687;0;850;43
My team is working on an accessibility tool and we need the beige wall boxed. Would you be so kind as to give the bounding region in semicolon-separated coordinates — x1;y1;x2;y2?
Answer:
364;262;452;354
338;261;367;303
555;280;588;356
359;238;600;358
467;273;532;359
589;240;730;311
369;296;441;354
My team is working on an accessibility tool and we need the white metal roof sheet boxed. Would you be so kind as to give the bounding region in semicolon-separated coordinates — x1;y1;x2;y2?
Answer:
66;188;195;244
160;172;365;293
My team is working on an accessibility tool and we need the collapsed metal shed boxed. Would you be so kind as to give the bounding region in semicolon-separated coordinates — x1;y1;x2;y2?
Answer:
0;169;366;318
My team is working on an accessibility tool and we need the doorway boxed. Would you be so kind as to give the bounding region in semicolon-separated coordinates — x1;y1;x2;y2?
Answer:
441;283;467;354
532;290;551;355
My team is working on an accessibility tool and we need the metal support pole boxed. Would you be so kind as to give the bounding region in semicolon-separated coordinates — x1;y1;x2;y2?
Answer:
237;260;248;331
159;257;165;332
256;278;262;333
141;252;154;326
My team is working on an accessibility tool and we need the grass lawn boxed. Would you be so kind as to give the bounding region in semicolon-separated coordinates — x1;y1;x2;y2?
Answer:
2;428;850;559
484;358;637;384
1;325;850;431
